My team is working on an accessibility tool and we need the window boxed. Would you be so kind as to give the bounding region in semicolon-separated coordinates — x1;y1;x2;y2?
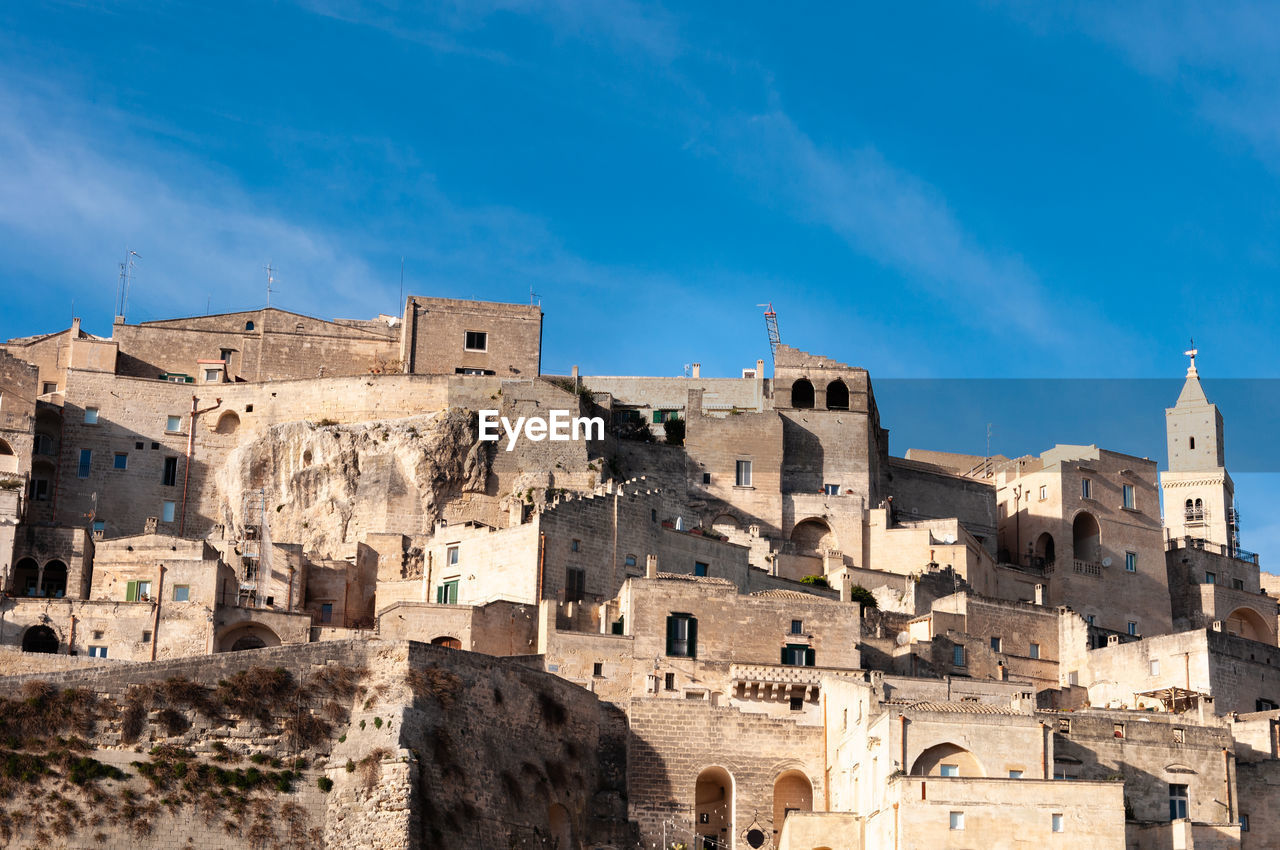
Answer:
1067;670;1078;686
161;500;176;523
1205;571;1216;585
624;554;636;567
464;330;488;351
1009;769;1023;779
1256;698;1278;711
1114;723;1125;739
245;320;255;331
84;407;99;424
1169;784;1188;820
162;456;178;486
204;369;220;382
990;636;1002;653
949;811;964;831
940;764;959;777
824;483;840;496
88;646;108;658
652;410;677;424
789;696;804;711
1029;642;1041;660
92;520;105;535
1059;718;1071;734
141;630;152;642
1122;483;1136;509
435;580;459;605
151;441;160;449
791;619;804;635
1051;813;1064;833
126;580;153;602
571;539;580;552
172;585;189;602
666;614;697;658
1120;552;1136;574
702;472;711;484
1241;814;1249;832
1128;621;1138;636
1173;728;1185;744
219;348;233;363
77;449;92;478
30;479;49;501
842;708;848;729
953;645;966;666
565;568;586;603
1150;659;1160;676
113;452;128;470
1081;478;1092;499
664;672;676;691
1039;485;1048;500
42;382;57;394
593;662;603;677
1233;578;1245;591
1086;614;1095;625
320;602;334;623
782;644;815;667
1189;436;1196;450
735;460;752;487
694;562;708;577
134;441;143;450
166;415;182;432
34;434;54;455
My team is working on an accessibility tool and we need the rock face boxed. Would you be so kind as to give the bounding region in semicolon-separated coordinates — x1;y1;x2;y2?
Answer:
216;410;492;558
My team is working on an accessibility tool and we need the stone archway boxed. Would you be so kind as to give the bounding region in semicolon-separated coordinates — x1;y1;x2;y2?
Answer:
1072;512;1101;563
11;557;39;596
217;622;282;653
791;379;815;409
1035;532;1056;567
0;438;12;455
695;766;734;849
214;411;241;435
431;636;462;649
548;802;573;849
772;769;813;838
1226;607;1274;644
40;560;67;598
21;625;59;654
910;742;986;777
825;380;849;410
791;518;836;555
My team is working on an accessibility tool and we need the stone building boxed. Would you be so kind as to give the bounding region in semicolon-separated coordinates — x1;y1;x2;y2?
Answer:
400;295;542;376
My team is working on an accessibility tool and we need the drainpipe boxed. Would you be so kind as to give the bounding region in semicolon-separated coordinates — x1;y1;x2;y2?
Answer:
151;564;165;661
822;691;830;811
537;531;546;601
892;802;899;850
68;613;77;656
899;714;907;775
1224;748;1235;822
179;396;222;536
287;564;295;612
1041;723;1048;779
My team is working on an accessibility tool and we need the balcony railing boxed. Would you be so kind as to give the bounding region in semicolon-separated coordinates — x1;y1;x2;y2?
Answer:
1073;559;1101;577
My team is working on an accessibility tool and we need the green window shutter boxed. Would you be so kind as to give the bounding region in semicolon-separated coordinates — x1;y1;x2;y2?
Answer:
687;617;697;659
805;647;816;667
653;411;662;424
436;585;445;604
666;616;676;655
126;580;138;602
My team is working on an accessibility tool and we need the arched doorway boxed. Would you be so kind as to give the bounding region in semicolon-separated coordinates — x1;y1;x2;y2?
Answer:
11;557;39;596
791;519;836;555
772;770;813;838
1034;532;1055;568
825;380;849;410
0;438;12;455
431;636;462;649
548;803;573;849
695;766;734;849
1072;512;1101;563
21;625;59;654
1226;608;1274;644
215;411;240;435
217;623;282;652
40;560;67;598
910;743;985;777
791;379;815;409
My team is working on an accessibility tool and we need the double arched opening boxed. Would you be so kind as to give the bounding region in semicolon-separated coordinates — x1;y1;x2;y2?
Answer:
788;378;851;411
10;558;67;598
910;743;986;777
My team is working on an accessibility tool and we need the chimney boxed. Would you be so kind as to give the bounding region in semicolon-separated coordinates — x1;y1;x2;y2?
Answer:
71;317;81;336
840;574;853;603
645;554;659;579
1034;584;1045;606
691;363;701;378
756;358;765;376
571;365;579;379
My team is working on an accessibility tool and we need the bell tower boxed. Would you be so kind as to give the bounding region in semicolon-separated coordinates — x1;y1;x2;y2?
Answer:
1161;345;1237;550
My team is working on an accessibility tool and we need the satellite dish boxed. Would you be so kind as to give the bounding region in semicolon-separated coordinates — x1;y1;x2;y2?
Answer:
1102;557;1113;567
896;631;911;646
939;534;957;545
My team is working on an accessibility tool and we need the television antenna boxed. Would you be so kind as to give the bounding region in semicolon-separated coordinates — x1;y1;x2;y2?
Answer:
115;250;140;320
265;262;277;308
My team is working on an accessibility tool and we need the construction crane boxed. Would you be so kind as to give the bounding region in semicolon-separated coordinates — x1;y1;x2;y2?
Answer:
758;303;782;357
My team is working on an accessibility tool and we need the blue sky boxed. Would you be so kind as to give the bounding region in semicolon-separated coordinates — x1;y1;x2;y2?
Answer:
1;1;1278;564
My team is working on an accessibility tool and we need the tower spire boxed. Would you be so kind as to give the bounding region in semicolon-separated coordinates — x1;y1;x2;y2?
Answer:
1184;337;1198;378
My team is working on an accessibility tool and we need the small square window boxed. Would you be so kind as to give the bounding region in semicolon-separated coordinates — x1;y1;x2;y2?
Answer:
949;811;964;830
990;636;1002;653
1059;718;1071;734
162;500;176;523
1127;621;1138;636
113;452;128;470
464;330;488;351
571;539;580;552
625;554;636;567
1009;769;1023;778
84;407;99;424
789;696;804;711
940;764;958;777
1173;727;1185;744
1114;723;1125;739
42;382;57;394
791;619;804;635
245;404;253;413
1039;485;1047;500
166;415;182;432
664;672;676;691
694;562;708;577
1051;813;1064;833
1150;659;1160;676
1205;571;1216;585
1233;578;1245;591
141;630;152;643
151;441;160;450
447;545;460;565
953;645;966;666
92;630;104;640
173;585;189;602
593;662;603;677
735;459;752;487
135;441;144;450
88;645;108;658
823;483;839;496
1029;642;1041;659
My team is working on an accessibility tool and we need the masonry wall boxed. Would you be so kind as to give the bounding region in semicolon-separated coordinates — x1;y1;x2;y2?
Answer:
402;296;542;377
1237;759;1280;849
885;456;998;554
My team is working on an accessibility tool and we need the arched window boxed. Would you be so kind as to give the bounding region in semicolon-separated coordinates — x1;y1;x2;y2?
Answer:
0;438;12;455
244;321;255;331
791;379;815;409
826;380;849;410
22;625;59;654
773;770;813;837
1073;512;1101;563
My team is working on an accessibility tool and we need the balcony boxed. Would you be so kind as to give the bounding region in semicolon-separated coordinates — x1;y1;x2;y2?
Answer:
1073;559;1101;577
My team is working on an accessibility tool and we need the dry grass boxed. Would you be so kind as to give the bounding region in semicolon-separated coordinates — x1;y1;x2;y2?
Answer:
405;667;461;710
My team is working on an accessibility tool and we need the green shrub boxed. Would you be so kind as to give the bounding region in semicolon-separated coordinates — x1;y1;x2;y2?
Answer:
799;575;830;588
317;776;333;793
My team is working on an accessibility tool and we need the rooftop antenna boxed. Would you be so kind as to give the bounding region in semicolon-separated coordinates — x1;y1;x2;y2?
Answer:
399;256;404;312
115;250;139;321
264;262;276;309
758;302;781;357
530;285;540;307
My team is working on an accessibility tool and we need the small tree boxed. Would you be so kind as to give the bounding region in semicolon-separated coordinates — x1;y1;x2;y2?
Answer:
849;585;878;611
663;415;685;446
